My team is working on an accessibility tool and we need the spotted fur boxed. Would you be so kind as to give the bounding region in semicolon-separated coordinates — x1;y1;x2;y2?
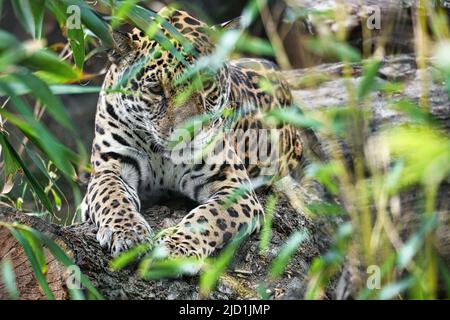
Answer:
80;8;308;259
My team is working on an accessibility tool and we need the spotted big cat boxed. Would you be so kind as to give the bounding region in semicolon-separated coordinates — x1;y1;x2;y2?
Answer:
80;7;320;260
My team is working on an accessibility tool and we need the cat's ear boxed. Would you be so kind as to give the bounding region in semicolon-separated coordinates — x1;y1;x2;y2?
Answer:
112;30;134;54
215;17;242;31
108;30;134;63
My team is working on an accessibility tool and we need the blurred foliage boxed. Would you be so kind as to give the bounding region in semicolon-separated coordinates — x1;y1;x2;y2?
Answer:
0;220;103;299
0;0;449;300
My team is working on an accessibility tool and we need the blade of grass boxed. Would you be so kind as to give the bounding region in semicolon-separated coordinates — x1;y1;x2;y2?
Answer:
12;71;74;132
437;256;450;297
259;194;277;254
0;258;19;299
200;233;247;297
0;133;53;212
0;81;76;179
110;242;151;270
58;0;113;47
397;213;437;269
269;230;307;278
139;257;203;280
265;107;324;131
111;0;141;29
377;277;414;300
17;225;104;300
20;228;47;274
357;58;381;101
4;225;54;299
0;82;101;97
11;0;45;39
68;25;85;71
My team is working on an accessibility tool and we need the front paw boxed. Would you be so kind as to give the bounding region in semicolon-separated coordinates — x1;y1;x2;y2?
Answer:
96;215;153;257
154;227;205;260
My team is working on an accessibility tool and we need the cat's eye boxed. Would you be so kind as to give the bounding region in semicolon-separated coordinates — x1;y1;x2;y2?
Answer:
148;83;164;96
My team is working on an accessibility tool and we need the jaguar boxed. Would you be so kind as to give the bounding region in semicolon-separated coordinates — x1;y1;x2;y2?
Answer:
80;7;319;260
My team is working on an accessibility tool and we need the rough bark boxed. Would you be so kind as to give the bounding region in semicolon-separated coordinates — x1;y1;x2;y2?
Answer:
0;54;449;300
0;189;335;300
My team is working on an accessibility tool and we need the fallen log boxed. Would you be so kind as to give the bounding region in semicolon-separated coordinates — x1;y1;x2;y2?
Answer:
0;54;449;300
0;188;334;300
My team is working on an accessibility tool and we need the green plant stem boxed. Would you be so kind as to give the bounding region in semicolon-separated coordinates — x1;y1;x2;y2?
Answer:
424;184;437;299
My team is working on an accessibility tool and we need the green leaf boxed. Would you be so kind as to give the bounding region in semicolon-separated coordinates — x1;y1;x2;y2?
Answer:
0;258;19;299
126;11;189;67
307;38;361;63
0;81;76;179
0;30;80;81
6;226;54;299
111;0;141;29
305;162;341;195
357;253;398;300
397;214;437;269
389;100;437;125
110;242;151;270
21;140;67;207
259;194;277;253
269;231;307;278
23;50;80;81
49;84;101;95
0;30;20;51
44;0;67;24
383;125;450;188
19;228;47;274
0;38;29;72
68;288;85;300
40;233;103;300
0;133;18;176
68;25;85;70
12;71;74;131
357;59;381;101
241;0;262;29
305;223;352;299
235;34;274;56
11;0;45;39
0;133;53;212
19;225;104;300
51;189;62;211
29;0;45;39
47;0;87;71
139;257;203;280
306;201;345;216
111;55;151;91
124;3;199;58
0;31;77;80
378;277;414;300
438;256;450;297
0;81;101;96
265;107;324;130
58;0;113;47
200;233;247;296
256;282;270;300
